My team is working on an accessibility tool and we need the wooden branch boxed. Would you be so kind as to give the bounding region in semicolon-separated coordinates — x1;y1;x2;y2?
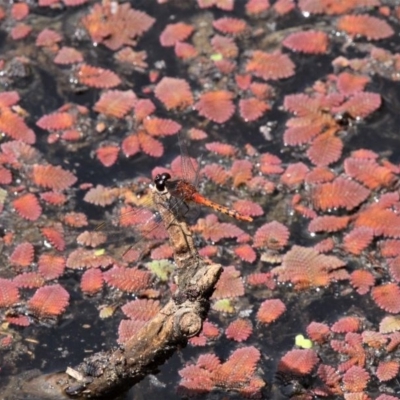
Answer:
4;184;222;400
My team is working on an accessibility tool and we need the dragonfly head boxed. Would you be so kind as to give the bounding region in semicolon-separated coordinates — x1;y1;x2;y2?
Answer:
154;172;171;191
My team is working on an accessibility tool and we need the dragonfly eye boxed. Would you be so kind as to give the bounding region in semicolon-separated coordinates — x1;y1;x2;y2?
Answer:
154;173;171;191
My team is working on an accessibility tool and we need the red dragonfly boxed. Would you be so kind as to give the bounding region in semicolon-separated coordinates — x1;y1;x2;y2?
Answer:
153;132;252;222
153;171;253;222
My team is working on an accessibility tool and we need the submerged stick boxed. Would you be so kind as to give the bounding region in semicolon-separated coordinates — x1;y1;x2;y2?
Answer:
4;184;222;400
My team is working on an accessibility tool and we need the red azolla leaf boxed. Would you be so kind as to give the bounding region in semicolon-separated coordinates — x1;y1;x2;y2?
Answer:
225;319;252;342
35;28;62;47
80;268;103;295
151;243;173;260
155;77;193;110
306;321;330;343
246;51;295;80
40;191;67;206
195;90;235;124
246;0;270;15
198;244;218;258
234;244;256;263
283;30;328;54
311;177;370;211
0;91;20;107
283;121;323;146
188;128;207;140
41;224;65;251
195;353;221;376
174;41;198;59
117;319;146;344
342;366;369;392
239;97;269;121
376;360;399;382
253;221;289;250
380;239;400;258
28;284;69;317
6;315;30;326
63;0;89;6
10;242;34;267
96;145;119;167
317;364;341;393
137;131;164;157
284;93;321;115
351;149;378;159
211;266;244;299
343;227;374;255
93;90;136;118
362;330;387;348
350;270;375;295
0;278;20;308
213;17;247;35
194;214;245;242
389;256;400;282
278;349;319;375
76;231;107;248
63;212;88;227
66;249;112;269
344;157;394;189
258;152;283;175
257;298;286;324
334;92;381;119
11;23;32;40
77;64;121;89
337;15;394;40
211;35;238;59
121;134;140;157
13;193;42;221
202;320;220;338
314;237;335;253
214;346;261;386
307;132;343;166
354;205;400;238
11;3;29;20
272;245;346;289
33;164;77;190
309;215;349;234
0;107;35;144
103;266;151;293
247;272;275;289
233;200;263;218
202;163;230;185
0;166;12;184
280;162;309;187
82;3;154;50
143;117;181;136
38;254;66;280
54;46;83;64
37;112;74;131
235;73;251;90
331;317;360;333
231;159;253;187
336;72;370;96
198;0;234;10
178;362;214;393
14;272;44;289
122;299;160;320
205;142;236;157
133;99;155;121
371;283;400;314
306;166;336;184
250;82;273;99
160;22;193;47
